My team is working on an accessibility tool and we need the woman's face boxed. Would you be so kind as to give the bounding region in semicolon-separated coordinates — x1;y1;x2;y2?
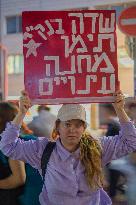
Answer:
58;119;86;146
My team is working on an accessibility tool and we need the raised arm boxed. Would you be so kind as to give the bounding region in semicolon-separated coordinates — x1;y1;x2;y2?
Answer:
13;90;32;126
112;90;130;122
101;90;136;165
0;91;49;169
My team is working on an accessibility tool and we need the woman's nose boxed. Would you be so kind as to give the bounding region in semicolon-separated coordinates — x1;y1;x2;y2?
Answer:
69;125;76;132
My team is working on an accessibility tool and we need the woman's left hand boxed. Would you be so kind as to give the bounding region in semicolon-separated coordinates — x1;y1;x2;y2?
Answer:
112;90;125;110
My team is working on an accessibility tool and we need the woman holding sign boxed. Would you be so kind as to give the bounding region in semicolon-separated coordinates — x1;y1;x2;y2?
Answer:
0;90;135;205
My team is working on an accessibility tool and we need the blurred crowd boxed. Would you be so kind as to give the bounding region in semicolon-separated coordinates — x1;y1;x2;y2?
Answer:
99;101;136;205
0;100;136;205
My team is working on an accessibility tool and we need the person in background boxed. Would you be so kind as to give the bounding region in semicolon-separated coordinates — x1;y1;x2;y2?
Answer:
101;104;126;205
21;122;33;135
0;102;26;205
0;90;136;205
28;105;56;137
105;102;136;205
18;121;43;205
99;103;120;137
0;102;42;205
125;152;136;205
126;102;136;126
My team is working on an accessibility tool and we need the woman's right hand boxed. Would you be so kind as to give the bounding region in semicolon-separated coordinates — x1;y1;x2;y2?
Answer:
19;90;32;115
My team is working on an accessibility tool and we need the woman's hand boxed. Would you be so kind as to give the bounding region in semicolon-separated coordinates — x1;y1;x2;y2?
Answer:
12;90;31;126
19;90;32;115
112;90;130;122
112;90;125;111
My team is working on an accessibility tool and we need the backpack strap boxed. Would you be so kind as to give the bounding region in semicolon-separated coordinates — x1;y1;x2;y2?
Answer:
41;141;56;181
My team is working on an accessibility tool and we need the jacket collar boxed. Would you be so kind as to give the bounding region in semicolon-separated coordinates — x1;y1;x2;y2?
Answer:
56;138;80;161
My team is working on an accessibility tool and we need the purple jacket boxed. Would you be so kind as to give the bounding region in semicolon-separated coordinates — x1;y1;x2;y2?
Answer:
0;121;136;205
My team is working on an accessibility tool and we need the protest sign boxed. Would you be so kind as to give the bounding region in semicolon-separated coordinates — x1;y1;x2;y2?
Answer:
23;10;118;104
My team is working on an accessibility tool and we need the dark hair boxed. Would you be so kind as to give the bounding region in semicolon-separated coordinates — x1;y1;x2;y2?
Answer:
100;104;116;116
37;105;50;112
127;102;136;109
0;102;18;133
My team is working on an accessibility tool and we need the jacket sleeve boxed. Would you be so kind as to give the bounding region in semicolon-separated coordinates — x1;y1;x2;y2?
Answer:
101;121;136;166
0;122;49;170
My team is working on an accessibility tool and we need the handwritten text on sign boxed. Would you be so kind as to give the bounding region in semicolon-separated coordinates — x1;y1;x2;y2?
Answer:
23;10;118;104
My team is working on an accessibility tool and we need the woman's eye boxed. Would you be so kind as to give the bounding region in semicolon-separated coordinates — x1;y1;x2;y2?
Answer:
66;123;71;127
